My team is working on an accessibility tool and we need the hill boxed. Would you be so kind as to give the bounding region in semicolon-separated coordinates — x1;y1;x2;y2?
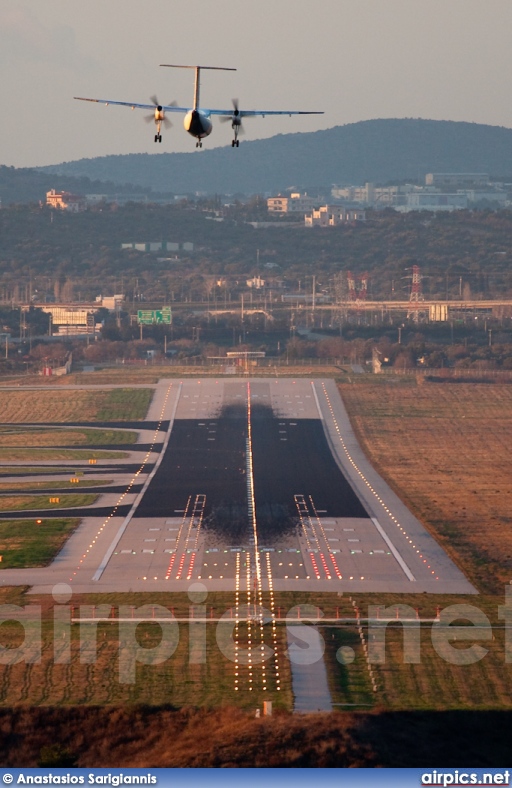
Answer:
35;118;512;195
0;165;154;206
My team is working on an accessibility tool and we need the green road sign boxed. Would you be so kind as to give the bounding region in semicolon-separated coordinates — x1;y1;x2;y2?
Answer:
137;308;172;325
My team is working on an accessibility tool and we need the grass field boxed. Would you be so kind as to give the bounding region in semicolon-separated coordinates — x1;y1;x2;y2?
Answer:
0;493;98;512
0;597;292;711
0;428;137;447
35;365;343;386
339;379;512;594
0;388;153;423
0;518;80;568
367;621;512;710
0;449;128;461
0;582;512;726
0;467;76;476
1;374;511;728
0;480;112;491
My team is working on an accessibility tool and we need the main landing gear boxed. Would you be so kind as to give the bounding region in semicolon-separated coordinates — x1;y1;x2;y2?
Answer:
154;134;162;143
231;139;240;148
196;140;203;148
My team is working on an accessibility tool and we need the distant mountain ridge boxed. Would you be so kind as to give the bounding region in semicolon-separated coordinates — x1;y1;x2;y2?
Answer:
0;165;153;206
24;118;512;196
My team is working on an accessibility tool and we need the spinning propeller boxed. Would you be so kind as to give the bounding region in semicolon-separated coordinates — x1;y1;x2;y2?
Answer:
144;95;176;129
220;99;245;146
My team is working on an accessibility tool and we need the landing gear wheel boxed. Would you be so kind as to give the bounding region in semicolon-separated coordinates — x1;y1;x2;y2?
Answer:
158;135;162;143
231;140;235;148
236;140;240;147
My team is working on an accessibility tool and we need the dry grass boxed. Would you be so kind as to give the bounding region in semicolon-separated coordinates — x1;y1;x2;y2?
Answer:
0;429;136;447
0;391;105;422
339;380;512;593
0;467;73;476
369;622;512;710
0;389;152;423
40;365;342;386
1;705;512;766
0;449;127;461
0;612;291;711
0;480;112;491
0;493;97;511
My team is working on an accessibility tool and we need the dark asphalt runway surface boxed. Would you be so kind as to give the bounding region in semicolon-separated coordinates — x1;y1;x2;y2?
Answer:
134;404;367;521
252;415;368;518
135;416;247;518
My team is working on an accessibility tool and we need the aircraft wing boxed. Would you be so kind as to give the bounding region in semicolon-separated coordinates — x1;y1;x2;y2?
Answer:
207;109;324;117
74;97;190;113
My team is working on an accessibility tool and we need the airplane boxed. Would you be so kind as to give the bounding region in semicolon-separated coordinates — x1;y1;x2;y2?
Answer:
74;64;324;149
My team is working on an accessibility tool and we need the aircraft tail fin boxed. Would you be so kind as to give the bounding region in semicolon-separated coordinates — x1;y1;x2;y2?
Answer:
160;64;236;110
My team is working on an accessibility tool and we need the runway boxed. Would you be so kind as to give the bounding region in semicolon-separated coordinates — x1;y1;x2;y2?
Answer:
0;378;476;595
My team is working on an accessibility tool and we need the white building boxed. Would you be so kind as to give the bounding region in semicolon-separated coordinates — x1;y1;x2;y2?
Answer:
305;206;366;227
425;173;489;187
96;294;125;311
246;276;266;289
41;306;96;336
121;241;194;252
331;182;429;207
396;193;468;213
267;193;317;213
46;189;85;212
462;190;508;206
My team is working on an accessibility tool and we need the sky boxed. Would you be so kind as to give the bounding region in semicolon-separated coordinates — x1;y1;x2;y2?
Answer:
1;0;512;168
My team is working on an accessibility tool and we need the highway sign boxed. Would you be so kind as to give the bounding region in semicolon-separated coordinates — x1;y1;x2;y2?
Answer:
137;308;172;325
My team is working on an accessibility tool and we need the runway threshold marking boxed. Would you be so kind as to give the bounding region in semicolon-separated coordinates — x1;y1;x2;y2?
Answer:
294;494;332;580
185;493;206;552
166;495;191;579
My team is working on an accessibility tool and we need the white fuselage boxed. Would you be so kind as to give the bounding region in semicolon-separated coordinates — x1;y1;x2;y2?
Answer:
184;109;213;140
